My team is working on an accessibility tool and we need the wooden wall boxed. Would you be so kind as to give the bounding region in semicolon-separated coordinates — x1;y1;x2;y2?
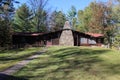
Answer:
12;30;104;48
72;31;104;46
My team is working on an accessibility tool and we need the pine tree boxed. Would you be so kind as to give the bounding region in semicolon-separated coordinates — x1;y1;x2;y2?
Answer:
49;11;66;31
0;0;18;49
13;3;33;32
67;6;77;29
30;0;48;32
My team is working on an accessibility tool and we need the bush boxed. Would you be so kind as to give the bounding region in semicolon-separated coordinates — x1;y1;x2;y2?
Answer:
113;32;120;50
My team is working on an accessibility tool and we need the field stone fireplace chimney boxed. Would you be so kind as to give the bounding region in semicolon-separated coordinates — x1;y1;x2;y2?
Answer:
59;21;74;46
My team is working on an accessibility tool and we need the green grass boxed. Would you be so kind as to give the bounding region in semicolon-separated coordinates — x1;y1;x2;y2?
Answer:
14;46;120;80
0;47;42;71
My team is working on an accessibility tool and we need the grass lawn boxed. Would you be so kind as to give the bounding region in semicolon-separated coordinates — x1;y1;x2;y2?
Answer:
0;47;42;71
14;46;120;80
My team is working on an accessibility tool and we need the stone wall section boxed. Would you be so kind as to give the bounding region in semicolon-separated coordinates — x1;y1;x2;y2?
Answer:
59;21;74;46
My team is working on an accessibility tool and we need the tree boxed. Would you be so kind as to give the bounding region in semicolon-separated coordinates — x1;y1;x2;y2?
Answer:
77;1;115;48
49;11;66;31
0;0;19;20
0;0;19;49
112;0;120;28
0;19;12;49
88;2;114;48
113;31;120;50
67;6;77;20
67;6;77;29
112;0;120;49
77;5;93;32
13;3;33;32
29;0;48;32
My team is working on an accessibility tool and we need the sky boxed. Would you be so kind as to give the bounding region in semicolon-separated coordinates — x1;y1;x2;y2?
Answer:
15;0;109;14
48;0;95;13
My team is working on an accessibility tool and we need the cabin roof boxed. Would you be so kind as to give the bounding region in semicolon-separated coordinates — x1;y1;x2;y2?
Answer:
86;32;104;38
13;32;44;36
13;30;104;38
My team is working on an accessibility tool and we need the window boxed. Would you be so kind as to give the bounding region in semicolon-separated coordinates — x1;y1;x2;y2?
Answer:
88;39;96;44
81;38;87;44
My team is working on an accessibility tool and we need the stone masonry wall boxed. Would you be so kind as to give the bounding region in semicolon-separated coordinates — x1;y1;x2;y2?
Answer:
59;21;74;46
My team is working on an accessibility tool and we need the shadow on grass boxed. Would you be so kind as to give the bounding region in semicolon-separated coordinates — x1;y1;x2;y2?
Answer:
0;73;27;80
0;52;36;61
15;47;120;80
0;48;26;61
104;64;120;74
0;48;41;61
52;47;111;57
0;48;25;53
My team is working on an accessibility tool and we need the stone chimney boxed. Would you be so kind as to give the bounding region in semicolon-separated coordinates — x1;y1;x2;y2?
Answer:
59;21;74;46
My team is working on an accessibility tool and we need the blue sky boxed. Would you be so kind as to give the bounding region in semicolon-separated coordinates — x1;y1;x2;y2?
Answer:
15;0;109;13
48;0;95;13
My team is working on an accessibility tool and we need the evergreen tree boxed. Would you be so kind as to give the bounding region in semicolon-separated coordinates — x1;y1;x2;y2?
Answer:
0;19;12;49
49;11;66;31
13;3;33;32
0;0;19;20
30;0;48;32
67;6;77;29
0;0;18;49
